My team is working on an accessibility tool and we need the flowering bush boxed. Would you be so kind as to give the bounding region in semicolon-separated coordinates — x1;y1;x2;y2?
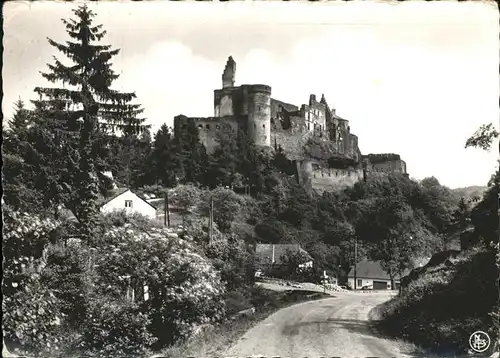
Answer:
41;242;91;329
79;298;156;357
93;224;226;348
2;206;64;356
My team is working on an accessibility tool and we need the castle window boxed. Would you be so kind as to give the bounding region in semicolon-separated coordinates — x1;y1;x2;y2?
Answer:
254;123;256;129
263;124;265;128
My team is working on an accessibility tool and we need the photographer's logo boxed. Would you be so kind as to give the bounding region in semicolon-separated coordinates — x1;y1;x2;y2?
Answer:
469;330;491;353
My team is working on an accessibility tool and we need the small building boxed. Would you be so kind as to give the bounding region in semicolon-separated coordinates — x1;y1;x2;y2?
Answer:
347;260;410;290
98;188;157;220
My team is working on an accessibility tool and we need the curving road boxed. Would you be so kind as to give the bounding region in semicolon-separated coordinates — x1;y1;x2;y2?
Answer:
225;291;426;358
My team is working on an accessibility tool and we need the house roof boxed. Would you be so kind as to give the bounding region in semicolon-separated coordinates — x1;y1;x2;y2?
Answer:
59;206;78;222
58;188;157;221
96;187;130;207
347;260;410;280
255;244;312;265
97;188;159;211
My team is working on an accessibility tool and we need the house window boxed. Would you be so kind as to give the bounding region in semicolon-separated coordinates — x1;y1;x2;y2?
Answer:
125;200;133;208
206;124;210;129
357;279;362;288
262;124;265;128
198;124;203;128
216;125;220;130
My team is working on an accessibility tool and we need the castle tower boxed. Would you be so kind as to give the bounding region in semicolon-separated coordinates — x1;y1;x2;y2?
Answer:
247;84;272;147
222;56;236;88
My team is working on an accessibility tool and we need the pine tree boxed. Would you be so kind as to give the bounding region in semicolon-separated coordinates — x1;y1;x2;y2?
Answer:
209;123;240;188
29;4;149;235
4;99;30;154
173;118;208;185
150;124;179;188
2;100;47;212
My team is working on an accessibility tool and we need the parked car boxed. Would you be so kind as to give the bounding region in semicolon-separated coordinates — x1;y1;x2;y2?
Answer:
339;285;348;290
361;285;373;290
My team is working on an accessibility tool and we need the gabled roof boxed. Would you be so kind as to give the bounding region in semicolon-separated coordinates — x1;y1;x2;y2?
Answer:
57;188;158;221
97;187;158;210
96;187;130;207
255;244;312;265
347;260;410;280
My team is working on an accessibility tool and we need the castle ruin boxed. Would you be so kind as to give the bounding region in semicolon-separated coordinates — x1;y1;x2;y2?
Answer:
174;56;407;193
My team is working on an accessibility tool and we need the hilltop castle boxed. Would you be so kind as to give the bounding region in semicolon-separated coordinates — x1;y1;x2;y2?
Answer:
174;56;407;193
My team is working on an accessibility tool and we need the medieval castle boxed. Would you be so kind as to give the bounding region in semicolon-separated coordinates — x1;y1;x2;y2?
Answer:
174;56;407;193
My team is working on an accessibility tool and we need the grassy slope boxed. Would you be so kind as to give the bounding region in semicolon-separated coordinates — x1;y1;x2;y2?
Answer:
374;247;498;356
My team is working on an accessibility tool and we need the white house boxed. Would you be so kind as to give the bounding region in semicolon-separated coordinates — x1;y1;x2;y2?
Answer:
347;260;411;290
98;188;157;219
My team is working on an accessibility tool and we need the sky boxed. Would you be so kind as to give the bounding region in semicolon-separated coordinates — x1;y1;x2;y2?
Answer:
3;0;499;189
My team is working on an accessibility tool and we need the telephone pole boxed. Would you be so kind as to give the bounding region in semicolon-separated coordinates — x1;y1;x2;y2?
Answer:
354;237;358;290
164;191;170;227
209;195;214;243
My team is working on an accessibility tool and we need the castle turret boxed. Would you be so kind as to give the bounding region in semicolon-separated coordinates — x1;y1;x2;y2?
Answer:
222;56;236;88
309;94;317;105
247;84;272;147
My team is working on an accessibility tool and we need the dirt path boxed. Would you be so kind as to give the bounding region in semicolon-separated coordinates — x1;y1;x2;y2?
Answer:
225;291;427;358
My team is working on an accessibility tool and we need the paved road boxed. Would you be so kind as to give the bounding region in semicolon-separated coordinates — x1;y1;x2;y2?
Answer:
225;291;427;358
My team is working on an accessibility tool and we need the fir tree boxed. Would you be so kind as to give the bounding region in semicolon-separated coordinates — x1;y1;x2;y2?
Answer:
209;123;240;188
2;100;46;212
29;4;149;235
150;124;179;188
173;118;208;185
4;99;30;154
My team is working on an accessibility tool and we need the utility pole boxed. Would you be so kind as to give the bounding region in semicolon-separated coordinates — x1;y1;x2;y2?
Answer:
165;190;170;227
354;237;358;290
209;195;214;243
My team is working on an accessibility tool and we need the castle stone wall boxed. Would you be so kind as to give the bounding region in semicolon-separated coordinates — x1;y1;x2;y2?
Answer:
371;159;407;174
295;159;364;193
310;166;364;193
271;130;313;161
270;98;299;119
192;116;239;154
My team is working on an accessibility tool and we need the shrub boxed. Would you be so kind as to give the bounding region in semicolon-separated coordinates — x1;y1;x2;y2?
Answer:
92;225;226;349
79;298;156;358
41;242;90;329
205;234;255;291
2;207;64;356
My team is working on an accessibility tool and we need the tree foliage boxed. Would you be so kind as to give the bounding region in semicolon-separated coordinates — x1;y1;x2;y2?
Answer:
465;123;499;151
